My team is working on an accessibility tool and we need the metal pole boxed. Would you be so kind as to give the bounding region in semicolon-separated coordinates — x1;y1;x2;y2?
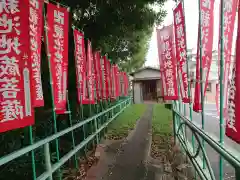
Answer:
177;74;182;134
100;100;104;138
29;126;37;180
66;91;78;169
172;108;177;144
89;103;95;148
96;102;100;141
108;99;111;120
198;0;206;169
219;0;224;179
236;168;240;180
94;117;99;143
81;104;87;156
43;5;62;179
181;0;196;178
105;100;108;134
44;143;53;180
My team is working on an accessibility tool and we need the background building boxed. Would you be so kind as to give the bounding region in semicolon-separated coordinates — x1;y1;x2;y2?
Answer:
133;49;235;104
188;49;235;103
130;67;163;103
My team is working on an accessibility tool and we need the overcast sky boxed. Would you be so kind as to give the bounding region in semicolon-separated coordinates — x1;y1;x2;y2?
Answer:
145;0;238;66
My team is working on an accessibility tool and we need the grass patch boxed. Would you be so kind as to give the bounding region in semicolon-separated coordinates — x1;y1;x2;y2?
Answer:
151;104;173;159
152;104;172;136
106;104;147;140
151;104;194;179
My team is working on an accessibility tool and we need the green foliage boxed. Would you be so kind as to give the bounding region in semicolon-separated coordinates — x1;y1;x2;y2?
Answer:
106;104;147;139
152;104;173;136
59;0;167;72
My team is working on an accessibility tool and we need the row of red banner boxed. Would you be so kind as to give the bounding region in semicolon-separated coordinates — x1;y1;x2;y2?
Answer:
156;1;240;143
216;0;237;119
225;0;240;143
0;1;129;133
73;30;127;104
157;1;216;106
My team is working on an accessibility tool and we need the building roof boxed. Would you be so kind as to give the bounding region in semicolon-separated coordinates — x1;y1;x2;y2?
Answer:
129;66;160;76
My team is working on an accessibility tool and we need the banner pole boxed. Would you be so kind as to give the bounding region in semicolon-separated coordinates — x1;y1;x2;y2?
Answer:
198;0;206;169
100;100;104;137
80;101;87;156
181;0;196;178
104;100;108;135
95;101;100;144
43;5;62;180
29;126;37;180
66;90;78;169
72;27;87;156
219;0;225;179
89;103;95;148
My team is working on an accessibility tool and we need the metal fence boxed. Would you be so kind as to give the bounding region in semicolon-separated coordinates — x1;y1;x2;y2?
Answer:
170;0;240;179
0;97;132;180
172;102;240;180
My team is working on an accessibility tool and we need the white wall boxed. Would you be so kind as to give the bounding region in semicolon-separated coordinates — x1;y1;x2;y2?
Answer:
134;82;142;103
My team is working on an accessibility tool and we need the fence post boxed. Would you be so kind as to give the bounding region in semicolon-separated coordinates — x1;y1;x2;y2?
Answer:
219;0;225;179
197;0;206;169
44;143;53;180
66;90;78;169
29;126;37;180
94;117;99;144
236;168;240;180
172;106;177;144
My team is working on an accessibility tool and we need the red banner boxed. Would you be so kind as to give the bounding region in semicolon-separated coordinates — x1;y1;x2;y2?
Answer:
157;29;164;98
112;66;116;99
73;29;87;104
156;25;178;100
0;0;35;132
108;62;113;100
103;56;109;99
123;72;128;96
30;0;44;107
116;68;120;98
86;40;95;104
160;69;166;98
111;65;116;99
93;51;101;101
46;3;69;114
112;65;119;99
225;2;240;143
193;0;215;112
226;60;238;142
107;60;112;99
99;56;104;100
216;0;237;116
173;2;189;103
119;72;123;96
110;65;113;99
112;66;120;98
100;56;105;99
110;65;116;100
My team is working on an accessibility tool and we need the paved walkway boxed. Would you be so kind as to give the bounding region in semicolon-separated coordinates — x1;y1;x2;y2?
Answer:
100;104;154;180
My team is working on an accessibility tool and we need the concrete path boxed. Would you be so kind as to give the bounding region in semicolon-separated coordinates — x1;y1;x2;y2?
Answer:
99;104;154;180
